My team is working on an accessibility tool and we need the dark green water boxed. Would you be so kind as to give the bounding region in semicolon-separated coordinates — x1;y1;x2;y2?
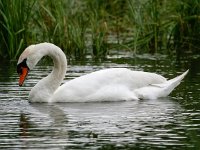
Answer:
0;51;200;150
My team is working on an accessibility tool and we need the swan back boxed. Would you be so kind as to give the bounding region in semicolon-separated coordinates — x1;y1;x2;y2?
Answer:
51;68;167;102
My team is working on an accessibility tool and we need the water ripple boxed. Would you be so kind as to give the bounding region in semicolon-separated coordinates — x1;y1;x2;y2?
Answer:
0;56;200;149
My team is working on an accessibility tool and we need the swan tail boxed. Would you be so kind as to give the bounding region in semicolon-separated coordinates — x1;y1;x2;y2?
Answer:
134;70;189;99
161;69;189;95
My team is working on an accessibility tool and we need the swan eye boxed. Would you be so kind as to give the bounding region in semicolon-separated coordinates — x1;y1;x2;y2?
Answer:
17;59;29;75
17;67;22;75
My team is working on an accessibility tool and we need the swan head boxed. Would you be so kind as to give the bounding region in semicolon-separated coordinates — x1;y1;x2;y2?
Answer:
17;44;42;86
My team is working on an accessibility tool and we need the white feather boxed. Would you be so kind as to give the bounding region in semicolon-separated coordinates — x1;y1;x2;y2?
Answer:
17;43;188;102
134;70;189;99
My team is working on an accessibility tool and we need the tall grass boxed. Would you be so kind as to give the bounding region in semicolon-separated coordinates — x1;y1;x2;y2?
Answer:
127;0;200;56
0;0;35;60
170;0;200;58
35;0;88;58
0;0;199;60
127;0;174;54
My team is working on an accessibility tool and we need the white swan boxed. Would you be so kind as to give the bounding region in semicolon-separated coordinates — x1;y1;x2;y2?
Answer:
17;43;188;102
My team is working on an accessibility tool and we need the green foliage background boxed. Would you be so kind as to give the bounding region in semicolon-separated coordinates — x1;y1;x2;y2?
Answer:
0;0;200;60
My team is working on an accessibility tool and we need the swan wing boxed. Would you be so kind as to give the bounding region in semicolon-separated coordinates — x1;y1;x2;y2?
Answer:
51;68;166;102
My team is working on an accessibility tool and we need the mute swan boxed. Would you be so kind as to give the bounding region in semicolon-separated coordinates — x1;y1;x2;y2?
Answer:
17;43;188;102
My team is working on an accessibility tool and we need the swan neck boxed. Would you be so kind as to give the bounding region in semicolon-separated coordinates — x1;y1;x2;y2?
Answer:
50;48;67;84
29;43;67;102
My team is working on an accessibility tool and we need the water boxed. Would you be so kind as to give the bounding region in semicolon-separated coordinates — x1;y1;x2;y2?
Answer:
0;52;200;150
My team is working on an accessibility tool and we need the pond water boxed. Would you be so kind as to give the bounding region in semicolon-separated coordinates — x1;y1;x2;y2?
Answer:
0;52;200;150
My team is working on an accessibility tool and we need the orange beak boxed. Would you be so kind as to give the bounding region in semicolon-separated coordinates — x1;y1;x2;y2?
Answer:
19;67;29;86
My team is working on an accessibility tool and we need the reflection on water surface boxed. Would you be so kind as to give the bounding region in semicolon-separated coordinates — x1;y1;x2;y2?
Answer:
0;52;200;149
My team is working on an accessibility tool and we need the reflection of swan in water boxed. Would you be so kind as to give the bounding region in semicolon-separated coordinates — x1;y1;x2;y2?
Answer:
19;104;68;139
18;98;189;148
30;103;68;127
47;98;183;130
17;42;188;102
19;113;31;137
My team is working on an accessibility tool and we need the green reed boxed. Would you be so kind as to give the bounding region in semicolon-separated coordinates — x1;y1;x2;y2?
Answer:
127;0;172;54
0;0;35;60
0;0;199;60
35;0;88;58
170;0;200;57
127;0;200;56
87;1;108;57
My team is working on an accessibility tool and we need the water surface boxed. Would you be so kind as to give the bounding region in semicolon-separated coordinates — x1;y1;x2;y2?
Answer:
0;52;200;149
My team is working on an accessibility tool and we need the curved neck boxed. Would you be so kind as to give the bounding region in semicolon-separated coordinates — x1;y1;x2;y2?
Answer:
29;43;67;102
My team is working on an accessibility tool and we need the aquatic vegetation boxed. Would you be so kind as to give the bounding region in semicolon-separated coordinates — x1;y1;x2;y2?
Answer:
0;0;36;60
127;0;200;56
0;0;199;60
170;0;200;58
